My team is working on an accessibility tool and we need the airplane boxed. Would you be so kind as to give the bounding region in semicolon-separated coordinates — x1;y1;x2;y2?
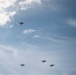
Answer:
20;64;25;67
41;60;47;63
19;22;24;26
49;64;54;67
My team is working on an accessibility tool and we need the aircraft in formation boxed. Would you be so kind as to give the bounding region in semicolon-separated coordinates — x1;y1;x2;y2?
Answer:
20;64;25;67
19;22;24;26
20;60;55;68
18;23;54;67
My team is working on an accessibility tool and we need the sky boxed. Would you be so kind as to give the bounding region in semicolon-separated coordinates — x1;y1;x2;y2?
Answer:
0;0;76;75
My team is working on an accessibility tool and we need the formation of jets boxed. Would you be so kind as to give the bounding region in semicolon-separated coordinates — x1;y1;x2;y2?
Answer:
18;22;55;68
20;60;55;68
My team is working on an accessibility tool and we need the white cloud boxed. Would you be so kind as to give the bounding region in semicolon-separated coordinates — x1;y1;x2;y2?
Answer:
0;0;17;26
0;0;16;9
66;18;76;27
19;0;41;10
33;35;40;38
18;0;63;11
23;29;35;34
9;24;14;28
33;35;60;42
0;11;16;26
19;0;41;5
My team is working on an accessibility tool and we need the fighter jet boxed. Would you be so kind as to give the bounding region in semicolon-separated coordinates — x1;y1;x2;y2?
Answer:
41;60;47;63
19;22;24;26
20;64;25;67
49;64;54;67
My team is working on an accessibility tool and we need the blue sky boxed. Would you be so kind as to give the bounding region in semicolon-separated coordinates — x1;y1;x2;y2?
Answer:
0;0;76;75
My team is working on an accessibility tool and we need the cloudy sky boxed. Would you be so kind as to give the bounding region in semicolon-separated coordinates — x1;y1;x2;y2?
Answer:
0;0;76;75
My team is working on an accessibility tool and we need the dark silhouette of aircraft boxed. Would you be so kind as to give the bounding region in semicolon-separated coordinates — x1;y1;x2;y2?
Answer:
20;64;25;67
41;60;47;63
19;22;24;26
50;64;54;67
